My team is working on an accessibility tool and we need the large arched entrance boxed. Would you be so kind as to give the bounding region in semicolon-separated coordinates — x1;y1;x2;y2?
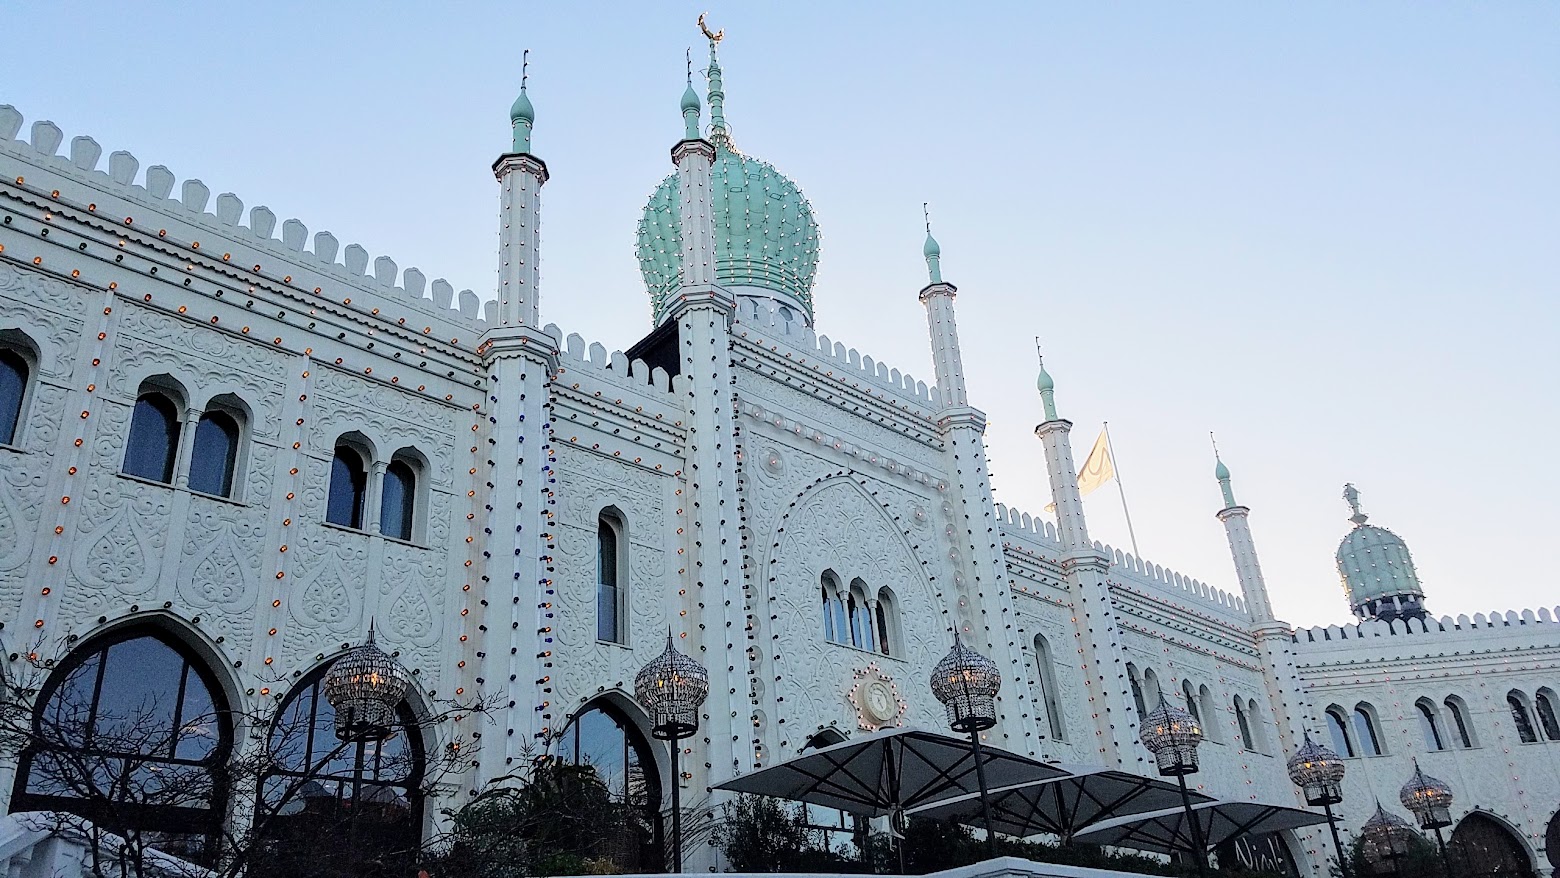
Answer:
7;626;234;865
1546;810;1560;871
553;699;664;871
1449;812;1535;878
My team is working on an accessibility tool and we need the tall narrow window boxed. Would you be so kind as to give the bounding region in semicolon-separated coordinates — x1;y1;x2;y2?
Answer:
1234;697;1254;750
1199;686;1221;744
821;573;848;645
1326;707;1356;758
326;445;367;528
124;392;181;483
1183;680;1201;724
1143;668;1162;706
0;348;28;446
821;582;836;642
188;410;240;497
1445;697;1475;748
1246;699;1266;753
1417;699;1446;751
874;588;896;657
1353;705;1383;756
1035;635;1065;741
1127;663;1146;717
1510;691;1539;744
1537;690;1560;742
380;459;417;541
597;513;624;644
849;582;875;653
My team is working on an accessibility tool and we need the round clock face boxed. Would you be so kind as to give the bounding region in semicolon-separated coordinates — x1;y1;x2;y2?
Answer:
862;680;898;723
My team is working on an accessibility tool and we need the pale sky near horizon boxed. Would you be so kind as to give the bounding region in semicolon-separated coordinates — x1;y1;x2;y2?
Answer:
3;2;1555;628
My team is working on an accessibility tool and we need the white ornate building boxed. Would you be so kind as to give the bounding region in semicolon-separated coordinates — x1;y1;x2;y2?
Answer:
0;28;1555;878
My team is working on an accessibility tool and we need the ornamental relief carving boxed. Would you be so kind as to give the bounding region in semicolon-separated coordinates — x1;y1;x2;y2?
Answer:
287;526;369;636
0;296;84;382
108;334;286;440
114;304;287;379
178;500;263;611
27;383;70;456
311;393;452;489
0;263;91;327
89;401;133;470
0;444;50;577
69;476;172;599
734;372;942;470
380;541;442;649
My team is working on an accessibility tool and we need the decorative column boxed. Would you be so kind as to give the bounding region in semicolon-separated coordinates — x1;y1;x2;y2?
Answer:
1033;360;1140;768
1213;448;1308;760
919;229;1039;753
476;70;561;786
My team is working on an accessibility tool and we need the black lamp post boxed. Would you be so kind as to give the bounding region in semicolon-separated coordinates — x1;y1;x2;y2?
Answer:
322;623;411;861
1359;802;1416;876
930;632;1003;860
1400;759;1455;878
1287;734;1351;877
1139;695;1208;877
635;631;709;873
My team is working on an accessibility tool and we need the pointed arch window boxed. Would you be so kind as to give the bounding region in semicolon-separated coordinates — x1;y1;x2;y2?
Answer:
1199;686;1221;744
1142;668;1162;706
1234;697;1254;750
821;573;849;645
1182;680;1201;724
1353;704;1384;756
1416;699;1446;751
1035;635;1065;741
0;347;30;446
597;511;626;644
1325;707;1355;758
380;457;418;542
1246;699;1267;753
326;445;368;528
1536;689;1560;742
556;702;663;869
10;628;233;864
848;580;875;652
188;409;241;498
1126;663;1147;717
1509;691;1539;744
874;587;897;657
124;390;182;483
1444;696;1476;749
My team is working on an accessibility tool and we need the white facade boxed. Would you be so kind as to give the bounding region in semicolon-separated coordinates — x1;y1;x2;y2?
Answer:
0;72;1555;878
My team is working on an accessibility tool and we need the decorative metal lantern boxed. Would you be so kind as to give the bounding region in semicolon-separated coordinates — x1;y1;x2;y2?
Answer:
929;632;1001;733
1359;803;1416;874
1287;734;1346;806
323;623;411;742
635;631;709;740
1139;695;1204;776
1399;759;1454;830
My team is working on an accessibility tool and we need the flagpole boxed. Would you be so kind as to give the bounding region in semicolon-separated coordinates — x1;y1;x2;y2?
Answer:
1102;421;1140;558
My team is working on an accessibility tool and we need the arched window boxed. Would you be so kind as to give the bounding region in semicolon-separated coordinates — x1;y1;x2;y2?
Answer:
1445;696;1476;749
1199;686;1221;744
1126;663;1147;717
1034;635;1065;741
1182;680;1201;724
849;580;875;652
1417;699;1446;751
1246;699;1267;754
379;459;417;542
0;347;30;446
821;573;847;645
124;391;182;483
874;587;897;657
1353;704;1384;756
556;702;662;870
1536;689;1560;742
1326;707;1356;758
188;409;241;497
1234;697;1254;750
597;511;626;644
325;445;368;528
10;628;233;865
259;662;424;877
1448;812;1535;877
1509;691;1539;744
1142;668;1162;706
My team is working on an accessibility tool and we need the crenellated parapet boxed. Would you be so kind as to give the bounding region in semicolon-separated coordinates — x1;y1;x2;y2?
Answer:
1294;607;1560;646
0;106;491;339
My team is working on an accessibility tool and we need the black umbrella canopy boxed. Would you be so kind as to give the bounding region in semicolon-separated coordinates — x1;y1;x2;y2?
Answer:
713;726;1068;817
908;766;1218;843
1070;800;1327;855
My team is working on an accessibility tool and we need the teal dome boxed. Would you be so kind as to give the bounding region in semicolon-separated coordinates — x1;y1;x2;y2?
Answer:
636;143;820;324
510;90;534;125
1036;365;1054;393
923;232;941;259
1214;458;1230;481
1336;522;1425;611
681;84;700;113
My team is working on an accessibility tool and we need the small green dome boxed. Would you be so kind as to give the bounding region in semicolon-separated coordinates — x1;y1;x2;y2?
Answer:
1214;458;1230;481
681;84;700;113
510;90;535;125
637;144;820;324
923;232;941;259
1036;365;1054;393
1337;522;1425;610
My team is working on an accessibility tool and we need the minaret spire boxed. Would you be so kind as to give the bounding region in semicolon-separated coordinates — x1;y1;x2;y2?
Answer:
923;203;943;284
699;13;732;149
1213;433;1237;509
1035;339;1058;423
681;48;702;141
494;49;548;327
509;50;536;154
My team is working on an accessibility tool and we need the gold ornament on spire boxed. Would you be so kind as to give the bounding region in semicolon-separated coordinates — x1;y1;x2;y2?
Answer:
698;12;724;44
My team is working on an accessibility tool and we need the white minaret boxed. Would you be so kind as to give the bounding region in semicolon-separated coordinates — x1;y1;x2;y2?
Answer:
472;57;562;787
1212;441;1307;760
917;224;1041;755
1032;357;1142;768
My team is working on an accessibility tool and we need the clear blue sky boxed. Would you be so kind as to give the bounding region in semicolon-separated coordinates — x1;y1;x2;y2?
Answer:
5;2;1555;627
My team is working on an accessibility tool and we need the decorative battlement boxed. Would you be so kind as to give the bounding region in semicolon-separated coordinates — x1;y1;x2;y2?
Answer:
0;106;491;336
1294;607;1560;645
995;502;1248;620
733;298;939;411
555;327;687;398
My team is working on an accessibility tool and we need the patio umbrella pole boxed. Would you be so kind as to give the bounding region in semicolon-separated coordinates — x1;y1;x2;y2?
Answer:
671;735;683;872
967;729;998;860
1323;800;1351;878
1174;772;1208;877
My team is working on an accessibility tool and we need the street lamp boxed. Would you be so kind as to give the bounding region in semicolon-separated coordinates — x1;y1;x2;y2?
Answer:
322;623;412;857
635;631;709;873
1400;759;1454;877
1139;695;1208;877
930;632;1002;860
1359;802;1416;876
1286;734;1351;877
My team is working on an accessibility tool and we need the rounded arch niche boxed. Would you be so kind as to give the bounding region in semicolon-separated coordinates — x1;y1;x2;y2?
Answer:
1448;811;1535;878
553;696;664;872
763;475;940;734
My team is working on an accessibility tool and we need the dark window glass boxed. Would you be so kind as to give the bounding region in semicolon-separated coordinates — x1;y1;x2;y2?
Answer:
12;629;232;865
1353;707;1383;756
0;349;27;445
188;411;239;497
1445;698;1475;748
1418;702;1445;751
1127;664;1146;717
1326;709;1355;758
124;393;181;483
380;459;416;541
1537;692;1560;741
821;582;836;641
849;586;875;652
801;733;861;853
1235;698;1254;750
1183;681;1200;723
1510;692;1539;743
557;703;663;871
1036;636;1065;741
597;516;621;642
875;602;891;657
325;446;366;528
845;593;862;648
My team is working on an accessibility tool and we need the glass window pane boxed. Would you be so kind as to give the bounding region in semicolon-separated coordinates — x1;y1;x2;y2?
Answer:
1510;694;1538;743
326;447;366;528
1538;694;1560;741
188;412;239;497
1327;711;1355;757
95;636;185;754
124;395;181;483
0;349;27;445
1353;709;1381;756
44;651;102;748
598;583;619;642
574;708;629;795
380;460;415;540
175;670;220;761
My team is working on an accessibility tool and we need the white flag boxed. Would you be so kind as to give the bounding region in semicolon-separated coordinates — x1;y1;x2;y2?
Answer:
1046;428;1114;513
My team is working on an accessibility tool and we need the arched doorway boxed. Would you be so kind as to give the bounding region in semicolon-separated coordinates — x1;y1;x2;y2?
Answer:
1545;810;1560;870
553;700;664;871
1449;812;1535;878
251;661;426;878
7;626;233;865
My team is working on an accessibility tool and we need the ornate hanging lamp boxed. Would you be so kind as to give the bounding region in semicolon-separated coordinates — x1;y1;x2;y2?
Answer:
1287;734;1350;876
323;622;411;742
635;630;709;872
